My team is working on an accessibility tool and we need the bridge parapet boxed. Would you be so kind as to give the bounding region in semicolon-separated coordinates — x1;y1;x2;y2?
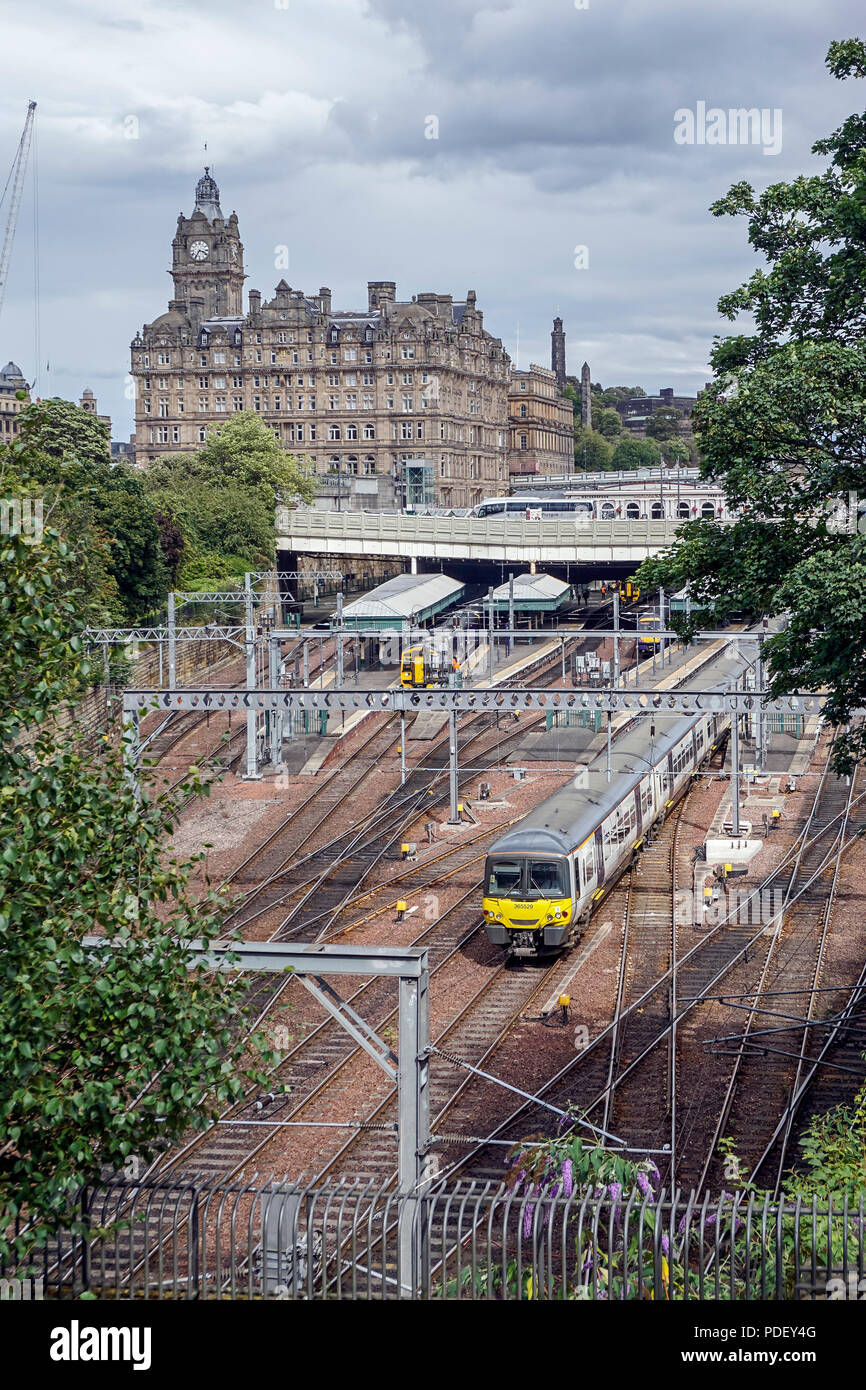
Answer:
277;507;691;563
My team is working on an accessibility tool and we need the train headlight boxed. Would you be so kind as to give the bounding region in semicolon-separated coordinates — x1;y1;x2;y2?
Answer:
554;907;562;918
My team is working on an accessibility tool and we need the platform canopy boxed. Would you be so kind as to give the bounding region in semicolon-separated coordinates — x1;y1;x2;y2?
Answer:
336;571;465;630
484;571;572;614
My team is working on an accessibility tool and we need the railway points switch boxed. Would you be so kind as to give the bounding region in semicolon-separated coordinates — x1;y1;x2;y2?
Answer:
401;842;418;860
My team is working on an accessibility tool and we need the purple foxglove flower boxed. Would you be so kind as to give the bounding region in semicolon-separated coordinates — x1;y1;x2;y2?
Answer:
661;1234;670;1257
636;1171;652;1198
608;1181;622;1204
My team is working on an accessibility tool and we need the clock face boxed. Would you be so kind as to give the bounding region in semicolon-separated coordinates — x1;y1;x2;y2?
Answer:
189;240;209;262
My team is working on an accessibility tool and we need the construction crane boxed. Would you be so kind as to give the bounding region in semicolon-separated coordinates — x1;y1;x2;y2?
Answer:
0;100;37;326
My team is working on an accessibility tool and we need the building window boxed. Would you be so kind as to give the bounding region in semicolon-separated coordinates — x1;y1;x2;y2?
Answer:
198;396;209;412
519;404;527;418
233;396;243;411
345;393;357;410
214;351;226;364
177;398;185;414
199;426;208;442
401;346;415;359
400;421;413;440
386;394;394;409
363;372;374;386
346;423;358;440
199;376;209;389
363;422;375;439
363;455;376;474
519;434;527;449
274;395;281;412
329;351;337;364
309;423;316;440
156;426;169;443
328;373;339;387
296;423;304;441
402;372;413;385
158;399;169;418
362;393;374;411
328;394;338;410
172;426;180;443
344;348;357;361
200;354;208;367
253;396;261;411
328;424;341;441
215;395;226;412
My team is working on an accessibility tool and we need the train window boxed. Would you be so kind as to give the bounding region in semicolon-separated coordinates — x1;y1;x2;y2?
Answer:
640;781;653;814
487;860;523;895
673;743;691;774
582;848;595;882
526;860;567;898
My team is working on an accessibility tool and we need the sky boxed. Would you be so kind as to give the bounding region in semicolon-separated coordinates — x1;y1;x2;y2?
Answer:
0;0;863;439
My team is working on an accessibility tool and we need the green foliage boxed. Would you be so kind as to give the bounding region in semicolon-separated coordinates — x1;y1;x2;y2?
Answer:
0;522;275;1263
611;435;661;471
574;426;613;470
595;406;623;438
17;397;110;469
144;413;316;508
633;39;866;771
142;413;315;587
645;405;683;441
4;400;168;624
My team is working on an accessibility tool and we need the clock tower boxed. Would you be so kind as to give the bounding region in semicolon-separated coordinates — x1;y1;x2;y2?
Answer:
170;168;245;317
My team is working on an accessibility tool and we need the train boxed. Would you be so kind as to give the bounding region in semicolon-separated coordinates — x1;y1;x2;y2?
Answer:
481;640;753;958
400;643;458;689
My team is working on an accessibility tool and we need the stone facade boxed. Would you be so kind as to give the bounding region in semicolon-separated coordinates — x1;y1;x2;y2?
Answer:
131;171;512;509
507;363;574;478
0;360;29;442
79;388;111;438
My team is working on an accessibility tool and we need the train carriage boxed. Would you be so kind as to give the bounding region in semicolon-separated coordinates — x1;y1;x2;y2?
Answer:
481;642;753;957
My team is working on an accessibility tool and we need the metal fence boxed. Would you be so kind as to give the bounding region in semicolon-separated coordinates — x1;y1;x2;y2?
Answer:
5;1178;865;1301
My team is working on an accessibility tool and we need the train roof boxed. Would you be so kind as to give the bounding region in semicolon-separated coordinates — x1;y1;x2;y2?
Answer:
486;640;756;858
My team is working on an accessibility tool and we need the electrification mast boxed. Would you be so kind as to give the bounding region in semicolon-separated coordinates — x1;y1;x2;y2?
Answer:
0;100;37;325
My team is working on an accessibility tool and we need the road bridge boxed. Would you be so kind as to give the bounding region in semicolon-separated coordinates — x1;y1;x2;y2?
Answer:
277;508;692;568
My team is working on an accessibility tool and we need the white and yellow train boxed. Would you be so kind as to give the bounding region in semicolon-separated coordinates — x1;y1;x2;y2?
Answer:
482;641;755;957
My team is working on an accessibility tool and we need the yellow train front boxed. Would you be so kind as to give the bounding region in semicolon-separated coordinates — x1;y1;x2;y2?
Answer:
482;843;577;958
400;643;452;689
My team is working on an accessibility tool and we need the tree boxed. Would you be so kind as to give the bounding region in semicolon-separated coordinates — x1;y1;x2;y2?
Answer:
645;405;683;441
5;399;169;624
612;436;661;470
634;38;866;771
595;407;623;438
573;426;614;471
144;413;316;509
0;500;274;1263
17;397;111;470
658;437;690;466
